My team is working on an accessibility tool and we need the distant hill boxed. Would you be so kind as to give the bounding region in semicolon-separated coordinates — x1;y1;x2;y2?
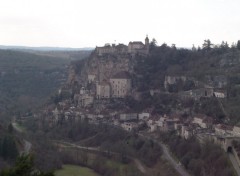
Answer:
0;45;93;51
0;49;91;118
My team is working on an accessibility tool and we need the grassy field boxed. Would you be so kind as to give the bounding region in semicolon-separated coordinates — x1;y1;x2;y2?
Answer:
55;165;100;176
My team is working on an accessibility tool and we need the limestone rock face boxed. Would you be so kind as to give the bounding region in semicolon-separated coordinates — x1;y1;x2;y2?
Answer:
80;52;135;84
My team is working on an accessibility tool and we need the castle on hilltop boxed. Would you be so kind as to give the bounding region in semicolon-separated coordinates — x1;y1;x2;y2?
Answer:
96;36;150;56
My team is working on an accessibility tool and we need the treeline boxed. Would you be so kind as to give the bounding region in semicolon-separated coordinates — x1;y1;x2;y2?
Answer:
160;132;235;176
27;134;62;172
0;135;18;161
136;39;240;91
133;39;240;122
0;154;54;176
0;124;19;170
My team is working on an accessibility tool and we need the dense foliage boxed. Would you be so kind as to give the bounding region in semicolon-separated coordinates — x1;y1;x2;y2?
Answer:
0;155;54;176
0;135;18;161
134;40;240;122
160;132;235;176
0;49;71;116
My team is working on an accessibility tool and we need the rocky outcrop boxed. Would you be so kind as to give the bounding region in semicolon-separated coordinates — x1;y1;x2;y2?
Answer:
77;52;135;85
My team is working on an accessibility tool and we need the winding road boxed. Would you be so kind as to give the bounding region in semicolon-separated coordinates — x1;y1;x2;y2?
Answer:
138;133;191;176
160;143;190;176
12;122;32;154
228;153;240;176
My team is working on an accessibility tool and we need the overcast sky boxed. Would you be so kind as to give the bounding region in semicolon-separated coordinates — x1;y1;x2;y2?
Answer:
0;0;239;48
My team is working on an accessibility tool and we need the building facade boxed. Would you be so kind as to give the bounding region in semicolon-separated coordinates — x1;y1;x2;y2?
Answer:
128;36;149;55
110;71;131;98
96;36;149;56
96;81;111;99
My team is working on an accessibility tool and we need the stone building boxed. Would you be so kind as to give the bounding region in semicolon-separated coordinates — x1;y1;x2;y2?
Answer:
115;44;128;54
214;124;233;136
88;74;96;83
121;122;137;131
78;94;94;107
128;36;149;55
96;36;149;56
96;80;111;99
96;43;128;56
96;44;116;56
233;126;240;137
213;90;226;98
110;71;132;98
181;87;214;100
120;113;138;121
164;75;187;89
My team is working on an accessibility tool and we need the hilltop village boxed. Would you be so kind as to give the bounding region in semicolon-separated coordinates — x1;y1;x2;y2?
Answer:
29;37;240;168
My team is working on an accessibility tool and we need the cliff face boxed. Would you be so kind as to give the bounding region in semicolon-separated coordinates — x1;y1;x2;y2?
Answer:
75;52;136;84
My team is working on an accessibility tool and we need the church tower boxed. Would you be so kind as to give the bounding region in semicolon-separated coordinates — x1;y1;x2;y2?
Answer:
145;35;149;46
145;35;149;54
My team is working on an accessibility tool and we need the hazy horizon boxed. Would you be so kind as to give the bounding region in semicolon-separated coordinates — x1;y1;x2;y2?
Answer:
0;0;239;48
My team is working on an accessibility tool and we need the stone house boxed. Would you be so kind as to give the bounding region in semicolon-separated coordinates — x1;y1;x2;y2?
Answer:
164;75;187;90
121;122;137;131
182;87;214;100
110;71;132;98
78;94;94;107
149;124;158;132
96;44;116;56
156;116;167;127
115;44;128;53
96;43;129;56
233;126;240;137
192;114;213;129
214;124;233;136
96;80;111;99
88;74;96;83
213;90;226;98
180;125;195;139
80;87;87;95
138;112;150;120
184;127;194;139
193;115;207;128
128;42;144;53
120;113;138;121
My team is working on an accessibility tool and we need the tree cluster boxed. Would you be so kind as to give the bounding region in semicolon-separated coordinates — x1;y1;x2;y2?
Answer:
160;132;235;176
0;155;54;176
0;135;18;161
